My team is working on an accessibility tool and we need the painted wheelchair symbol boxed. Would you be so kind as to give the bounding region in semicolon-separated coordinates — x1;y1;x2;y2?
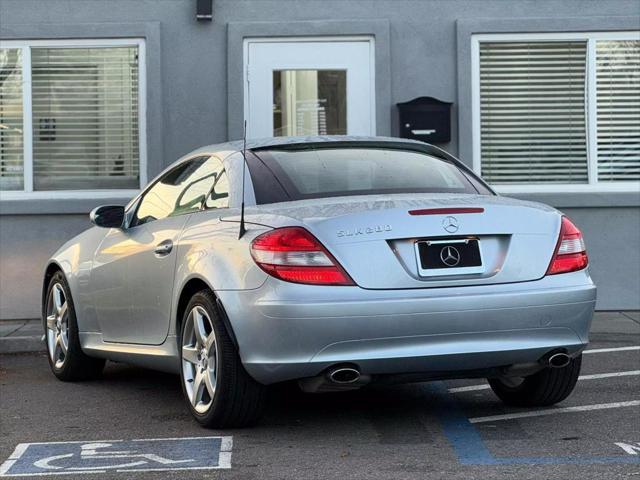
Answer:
33;442;194;471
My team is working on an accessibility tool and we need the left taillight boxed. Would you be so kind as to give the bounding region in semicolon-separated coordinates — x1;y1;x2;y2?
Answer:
546;216;588;275
250;227;355;286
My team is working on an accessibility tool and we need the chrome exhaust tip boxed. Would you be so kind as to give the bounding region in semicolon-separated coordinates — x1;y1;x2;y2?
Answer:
548;352;571;369
327;366;361;384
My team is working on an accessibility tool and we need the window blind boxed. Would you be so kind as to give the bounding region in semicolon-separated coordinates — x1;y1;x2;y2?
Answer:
596;40;640;182
479;41;588;184
0;48;24;191
31;47;139;190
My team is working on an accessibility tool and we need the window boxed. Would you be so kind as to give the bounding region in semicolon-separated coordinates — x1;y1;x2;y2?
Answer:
132;155;224;227
250;147;490;203
0;49;23;190
273;70;347;136
0;39;144;196
596;40;640;182
203;158;229;210
472;32;639;191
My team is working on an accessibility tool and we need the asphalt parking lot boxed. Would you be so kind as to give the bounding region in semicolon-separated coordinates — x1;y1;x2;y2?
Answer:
1;312;639;479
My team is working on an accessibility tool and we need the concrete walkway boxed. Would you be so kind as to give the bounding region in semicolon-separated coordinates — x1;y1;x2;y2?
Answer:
0;319;44;353
0;312;638;354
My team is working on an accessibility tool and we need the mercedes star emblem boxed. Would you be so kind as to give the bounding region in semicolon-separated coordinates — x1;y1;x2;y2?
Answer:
440;246;461;267
442;216;459;233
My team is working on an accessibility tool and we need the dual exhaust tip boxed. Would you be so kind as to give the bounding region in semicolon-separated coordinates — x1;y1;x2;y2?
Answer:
547;352;571;369
325;353;571;386
297;365;363;393
327;366;361;384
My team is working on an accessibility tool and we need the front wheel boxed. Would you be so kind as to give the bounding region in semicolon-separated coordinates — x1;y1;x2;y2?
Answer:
488;355;582;407
179;289;267;428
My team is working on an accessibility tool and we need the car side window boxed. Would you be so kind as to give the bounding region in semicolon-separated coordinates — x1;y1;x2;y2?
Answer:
204;158;229;210
132;155;219;227
174;166;218;216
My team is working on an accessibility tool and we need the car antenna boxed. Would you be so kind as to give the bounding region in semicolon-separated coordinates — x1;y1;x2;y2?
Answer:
238;120;248;239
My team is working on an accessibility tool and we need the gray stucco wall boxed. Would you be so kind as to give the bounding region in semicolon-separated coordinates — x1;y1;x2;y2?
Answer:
1;0;639;318
0;214;91;319
560;207;640;311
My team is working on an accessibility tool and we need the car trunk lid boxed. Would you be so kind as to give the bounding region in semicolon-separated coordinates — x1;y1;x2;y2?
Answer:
244;193;561;289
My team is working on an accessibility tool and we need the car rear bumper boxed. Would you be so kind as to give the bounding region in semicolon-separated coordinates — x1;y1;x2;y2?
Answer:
218;270;596;384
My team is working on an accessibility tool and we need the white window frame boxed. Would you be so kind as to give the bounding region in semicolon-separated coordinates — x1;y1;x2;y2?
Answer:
471;31;640;194
0;38;146;200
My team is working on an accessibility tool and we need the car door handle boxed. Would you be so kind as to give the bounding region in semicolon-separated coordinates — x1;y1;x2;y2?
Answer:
154;240;173;256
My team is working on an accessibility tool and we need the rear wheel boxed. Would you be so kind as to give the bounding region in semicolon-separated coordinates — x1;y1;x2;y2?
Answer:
179;289;267;428
44;272;105;381
488;355;582;407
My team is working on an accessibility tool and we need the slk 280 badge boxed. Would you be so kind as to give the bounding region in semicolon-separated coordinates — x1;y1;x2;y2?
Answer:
337;224;392;237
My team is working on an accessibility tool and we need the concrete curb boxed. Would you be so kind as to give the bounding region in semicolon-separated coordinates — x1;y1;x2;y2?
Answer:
0;319;44;354
0;335;45;354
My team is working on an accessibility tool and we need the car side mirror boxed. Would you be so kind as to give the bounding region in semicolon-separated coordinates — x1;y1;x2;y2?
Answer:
90;205;125;228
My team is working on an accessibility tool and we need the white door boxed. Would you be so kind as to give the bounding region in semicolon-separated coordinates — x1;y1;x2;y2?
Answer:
245;39;375;139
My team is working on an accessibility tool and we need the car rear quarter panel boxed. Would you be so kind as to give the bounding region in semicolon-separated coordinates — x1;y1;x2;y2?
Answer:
171;209;270;335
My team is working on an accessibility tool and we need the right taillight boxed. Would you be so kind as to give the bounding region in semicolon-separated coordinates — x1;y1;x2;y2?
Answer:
546;216;588;275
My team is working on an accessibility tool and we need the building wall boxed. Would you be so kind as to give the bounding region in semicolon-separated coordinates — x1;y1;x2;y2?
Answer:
1;0;639;318
0;214;90;319
562;207;640;311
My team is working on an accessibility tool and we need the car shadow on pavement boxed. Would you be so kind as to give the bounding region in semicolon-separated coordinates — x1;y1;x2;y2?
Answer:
97;360;501;430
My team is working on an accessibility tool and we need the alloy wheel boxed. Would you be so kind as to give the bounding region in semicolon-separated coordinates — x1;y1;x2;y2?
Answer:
182;306;218;414
46;283;69;369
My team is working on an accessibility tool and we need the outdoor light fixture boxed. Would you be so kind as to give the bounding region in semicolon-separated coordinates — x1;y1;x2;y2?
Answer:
196;0;213;21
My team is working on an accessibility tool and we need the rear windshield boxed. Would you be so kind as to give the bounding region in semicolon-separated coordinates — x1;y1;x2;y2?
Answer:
249;147;490;204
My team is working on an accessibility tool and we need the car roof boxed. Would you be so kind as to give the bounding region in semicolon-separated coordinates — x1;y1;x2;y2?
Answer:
187;135;432;157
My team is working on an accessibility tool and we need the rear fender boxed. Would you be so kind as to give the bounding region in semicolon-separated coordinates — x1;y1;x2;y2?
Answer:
171;212;273;336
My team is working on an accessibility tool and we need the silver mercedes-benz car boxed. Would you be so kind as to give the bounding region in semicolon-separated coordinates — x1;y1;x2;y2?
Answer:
42;136;596;428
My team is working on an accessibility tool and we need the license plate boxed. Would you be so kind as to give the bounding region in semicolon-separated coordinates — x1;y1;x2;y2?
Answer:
414;238;484;277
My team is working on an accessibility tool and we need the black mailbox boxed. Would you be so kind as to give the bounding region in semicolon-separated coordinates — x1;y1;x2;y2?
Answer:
397;97;452;143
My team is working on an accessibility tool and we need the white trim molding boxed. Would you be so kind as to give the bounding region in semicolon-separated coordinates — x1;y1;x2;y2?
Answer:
494;182;640;195
0;189;140;202
471;30;640;194
0;37;147;200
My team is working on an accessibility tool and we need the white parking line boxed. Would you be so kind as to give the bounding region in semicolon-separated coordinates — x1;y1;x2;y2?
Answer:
469;400;640;424
583;345;640;354
0;444;28;476
448;384;492;393
579;370;640;380
449;370;640;393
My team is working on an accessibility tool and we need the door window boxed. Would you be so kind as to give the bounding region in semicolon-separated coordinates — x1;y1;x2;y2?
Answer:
273;70;347;136
176;157;227;214
204;161;229;210
132;155;222;226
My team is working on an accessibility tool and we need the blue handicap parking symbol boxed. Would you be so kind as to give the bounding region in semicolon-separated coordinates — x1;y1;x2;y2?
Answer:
0;436;232;476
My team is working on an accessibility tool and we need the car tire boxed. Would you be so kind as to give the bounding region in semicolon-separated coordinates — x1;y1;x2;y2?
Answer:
179;289;267;428
488;354;582;407
44;271;105;381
